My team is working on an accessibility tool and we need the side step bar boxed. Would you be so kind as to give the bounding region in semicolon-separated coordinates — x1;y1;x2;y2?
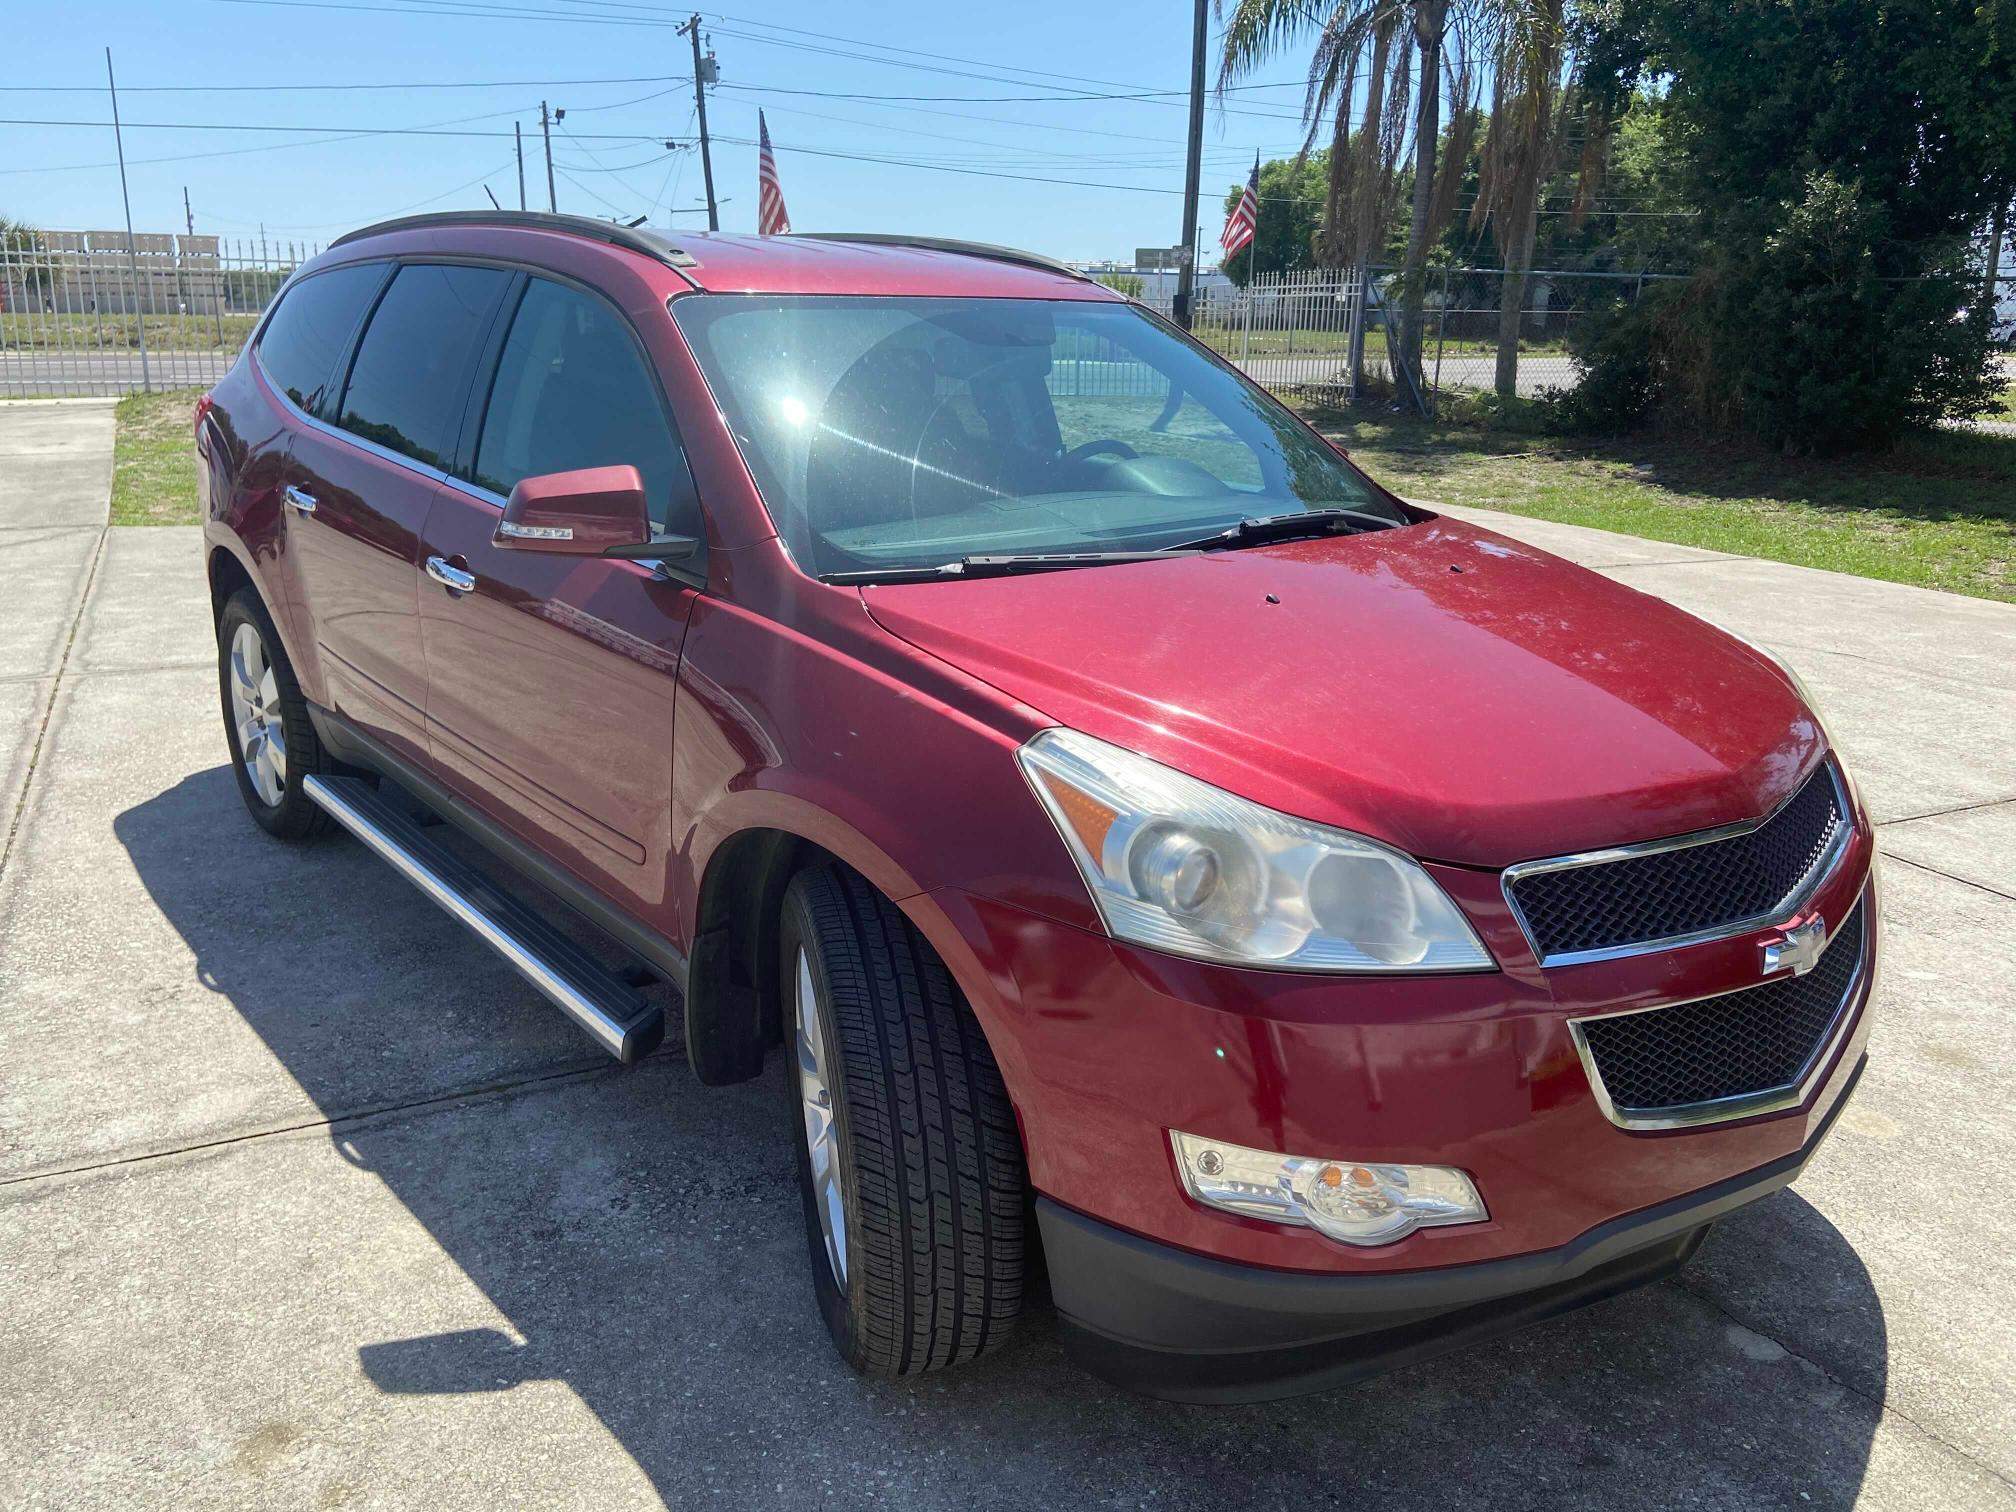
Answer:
303;774;663;1063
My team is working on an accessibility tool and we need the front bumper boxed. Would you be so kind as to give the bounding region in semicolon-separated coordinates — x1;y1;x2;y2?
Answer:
1039;1053;1862;1403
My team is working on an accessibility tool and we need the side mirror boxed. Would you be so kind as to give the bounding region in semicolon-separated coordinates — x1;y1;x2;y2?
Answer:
495;465;667;557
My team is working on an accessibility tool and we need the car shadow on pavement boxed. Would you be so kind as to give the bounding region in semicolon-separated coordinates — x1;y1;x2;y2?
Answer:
118;768;1891;1512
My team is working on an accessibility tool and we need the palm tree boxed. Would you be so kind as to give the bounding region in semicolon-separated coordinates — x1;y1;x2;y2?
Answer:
1467;0;1570;396
1219;0;1478;384
0;214;56;320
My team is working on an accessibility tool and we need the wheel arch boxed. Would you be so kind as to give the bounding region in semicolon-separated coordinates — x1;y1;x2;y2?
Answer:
680;806;1014;1101
207;541;257;623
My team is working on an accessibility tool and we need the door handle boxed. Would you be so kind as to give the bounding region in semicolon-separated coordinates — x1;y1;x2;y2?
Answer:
426;555;478;594
283;485;318;516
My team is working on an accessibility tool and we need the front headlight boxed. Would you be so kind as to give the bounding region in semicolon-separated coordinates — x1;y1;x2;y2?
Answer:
1016;728;1492;972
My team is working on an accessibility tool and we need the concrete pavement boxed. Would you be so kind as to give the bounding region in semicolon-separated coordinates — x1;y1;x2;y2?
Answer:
2;403;2013;1509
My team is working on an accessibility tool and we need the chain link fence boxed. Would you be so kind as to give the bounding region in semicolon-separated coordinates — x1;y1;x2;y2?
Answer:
1167;265;2015;417
6;236;2010;417
0;232;323;397
1149;266;1688;407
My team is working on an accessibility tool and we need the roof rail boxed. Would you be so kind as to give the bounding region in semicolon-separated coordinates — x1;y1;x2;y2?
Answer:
328;210;698;271
788;232;1088;281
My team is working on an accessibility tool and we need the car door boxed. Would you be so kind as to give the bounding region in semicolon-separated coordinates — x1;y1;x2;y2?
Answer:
246;259;387;672
418;273;705;923
277;260;514;769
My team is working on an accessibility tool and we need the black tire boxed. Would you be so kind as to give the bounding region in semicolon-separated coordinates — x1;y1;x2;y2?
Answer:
216;587;334;843
780;864;1025;1376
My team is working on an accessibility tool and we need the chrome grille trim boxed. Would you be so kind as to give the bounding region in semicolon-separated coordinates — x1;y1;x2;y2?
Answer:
1503;758;1853;969
1568;882;1871;1132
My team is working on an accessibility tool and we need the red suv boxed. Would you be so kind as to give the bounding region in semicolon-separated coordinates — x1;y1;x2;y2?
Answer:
197;212;1876;1402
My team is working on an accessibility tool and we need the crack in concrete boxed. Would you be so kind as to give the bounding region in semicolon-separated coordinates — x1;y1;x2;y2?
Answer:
1877;850;2016;904
0;526;106;880
0;1051;682;1193
0;661;211;689
1672;1273;2016;1494
1877;794;2016;827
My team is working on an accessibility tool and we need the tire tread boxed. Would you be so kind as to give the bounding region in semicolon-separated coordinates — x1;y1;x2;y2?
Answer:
791;866;1023;1375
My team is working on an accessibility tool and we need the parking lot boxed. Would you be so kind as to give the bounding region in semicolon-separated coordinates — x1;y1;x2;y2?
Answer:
2;396;2013;1510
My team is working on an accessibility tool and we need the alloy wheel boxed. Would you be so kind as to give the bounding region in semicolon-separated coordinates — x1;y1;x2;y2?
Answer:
795;947;848;1286
228;621;287;807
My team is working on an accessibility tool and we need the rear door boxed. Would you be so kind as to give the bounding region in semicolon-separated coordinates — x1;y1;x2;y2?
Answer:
279;261;513;768
247;260;386;662
418;273;705;920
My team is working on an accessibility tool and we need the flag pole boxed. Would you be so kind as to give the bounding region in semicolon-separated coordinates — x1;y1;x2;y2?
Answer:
1240;154;1259;368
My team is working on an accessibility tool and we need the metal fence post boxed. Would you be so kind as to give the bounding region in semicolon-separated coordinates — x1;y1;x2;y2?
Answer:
1433;266;1450;417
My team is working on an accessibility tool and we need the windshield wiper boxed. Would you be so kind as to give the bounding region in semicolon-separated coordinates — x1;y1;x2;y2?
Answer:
821;550;1194;586
1167;507;1400;554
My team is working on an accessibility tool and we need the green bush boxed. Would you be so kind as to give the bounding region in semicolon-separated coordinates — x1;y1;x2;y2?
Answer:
1562;174;2003;451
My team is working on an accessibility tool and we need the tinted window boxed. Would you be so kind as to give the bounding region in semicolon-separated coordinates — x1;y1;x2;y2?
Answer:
338;263;510;469
473;277;695;534
670;296;1397;577
256;262;383;416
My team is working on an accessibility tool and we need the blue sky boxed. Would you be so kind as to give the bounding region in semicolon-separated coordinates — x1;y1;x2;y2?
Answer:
1;0;1324;263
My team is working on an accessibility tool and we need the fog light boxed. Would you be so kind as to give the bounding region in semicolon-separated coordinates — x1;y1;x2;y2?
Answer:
1171;1132;1486;1247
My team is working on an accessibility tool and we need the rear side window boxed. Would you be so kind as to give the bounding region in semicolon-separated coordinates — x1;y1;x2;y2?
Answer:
472;277;696;534
338;263;512;470
255;262;383;416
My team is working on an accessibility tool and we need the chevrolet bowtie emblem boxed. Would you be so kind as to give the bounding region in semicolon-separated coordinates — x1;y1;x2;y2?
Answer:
1762;916;1828;978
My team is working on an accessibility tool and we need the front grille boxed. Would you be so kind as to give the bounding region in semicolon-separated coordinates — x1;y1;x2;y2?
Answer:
1508;762;1847;963
1576;898;1866;1120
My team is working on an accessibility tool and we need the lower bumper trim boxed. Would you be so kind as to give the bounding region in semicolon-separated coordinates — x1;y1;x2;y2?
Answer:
1038;1053;1862;1404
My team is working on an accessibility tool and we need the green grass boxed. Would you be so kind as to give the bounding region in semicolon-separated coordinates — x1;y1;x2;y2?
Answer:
110;388;205;526
1307;404;2016;603
0;311;259;352
1988;383;2016;423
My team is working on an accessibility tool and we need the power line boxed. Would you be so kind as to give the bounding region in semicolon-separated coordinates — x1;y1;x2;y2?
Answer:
0;73;687;93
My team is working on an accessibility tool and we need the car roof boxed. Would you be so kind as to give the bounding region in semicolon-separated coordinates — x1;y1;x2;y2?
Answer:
327;212;1124;301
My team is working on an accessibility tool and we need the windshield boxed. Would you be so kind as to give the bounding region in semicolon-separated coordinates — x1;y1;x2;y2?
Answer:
670;294;1406;579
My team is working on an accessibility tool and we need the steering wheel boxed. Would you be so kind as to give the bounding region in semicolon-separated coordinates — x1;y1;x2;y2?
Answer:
1063;439;1140;465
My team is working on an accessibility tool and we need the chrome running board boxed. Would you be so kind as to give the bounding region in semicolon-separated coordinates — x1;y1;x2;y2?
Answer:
303;774;663;1063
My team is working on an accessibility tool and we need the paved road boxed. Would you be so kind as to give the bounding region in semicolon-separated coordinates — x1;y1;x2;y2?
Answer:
0;349;235;397
2;398;2015;1509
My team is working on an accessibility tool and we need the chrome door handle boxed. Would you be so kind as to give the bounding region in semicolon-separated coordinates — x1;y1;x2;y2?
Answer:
425;555;477;594
283;485;318;516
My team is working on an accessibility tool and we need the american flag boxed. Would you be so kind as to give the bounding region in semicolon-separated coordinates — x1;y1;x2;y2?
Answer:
1220;157;1259;259
757;110;791;236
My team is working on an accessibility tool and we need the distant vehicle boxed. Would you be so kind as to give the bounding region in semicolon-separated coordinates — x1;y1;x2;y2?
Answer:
196;212;1878;1401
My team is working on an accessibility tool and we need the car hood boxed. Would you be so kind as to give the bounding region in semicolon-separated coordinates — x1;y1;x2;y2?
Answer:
860;517;1823;868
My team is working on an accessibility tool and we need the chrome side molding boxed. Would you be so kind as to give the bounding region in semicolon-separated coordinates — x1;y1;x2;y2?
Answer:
302;774;662;1062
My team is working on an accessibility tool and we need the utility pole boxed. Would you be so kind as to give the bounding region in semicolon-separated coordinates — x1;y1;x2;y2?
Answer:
540;101;557;213
1171;0;1207;330
679;15;719;230
182;185;194;236
515;121;527;211
106;48;151;393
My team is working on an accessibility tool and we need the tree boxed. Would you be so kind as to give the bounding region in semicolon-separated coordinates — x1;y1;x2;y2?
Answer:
1217;0;1477;382
1569;0;2015;448
1469;0;1570;396
0;214;57;317
1217;152;1329;285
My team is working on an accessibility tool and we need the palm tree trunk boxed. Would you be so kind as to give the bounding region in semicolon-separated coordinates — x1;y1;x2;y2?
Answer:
1399;0;1446;375
1347;23;1392;393
1495;204;1539;397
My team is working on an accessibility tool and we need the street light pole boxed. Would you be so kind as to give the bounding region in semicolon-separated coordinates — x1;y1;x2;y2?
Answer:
106;47;151;394
540;101;557;213
680;15;720;231
1172;0;1208;330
